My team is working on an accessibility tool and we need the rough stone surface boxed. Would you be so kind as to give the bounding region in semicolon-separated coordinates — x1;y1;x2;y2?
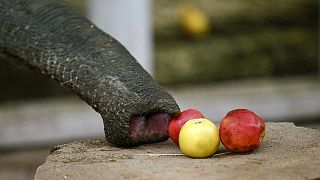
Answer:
35;123;320;180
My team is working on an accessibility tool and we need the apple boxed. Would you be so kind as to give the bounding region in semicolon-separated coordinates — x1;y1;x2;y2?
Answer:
168;109;204;145
179;118;220;158
178;4;210;38
219;109;266;153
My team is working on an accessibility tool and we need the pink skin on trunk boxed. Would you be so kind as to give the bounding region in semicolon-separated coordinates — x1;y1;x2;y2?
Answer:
129;113;172;145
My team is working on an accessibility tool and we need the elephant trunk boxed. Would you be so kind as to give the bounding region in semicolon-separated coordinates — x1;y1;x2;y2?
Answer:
0;0;180;147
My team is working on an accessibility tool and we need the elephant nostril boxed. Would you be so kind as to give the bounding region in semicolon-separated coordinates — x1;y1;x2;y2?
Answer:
129;113;171;145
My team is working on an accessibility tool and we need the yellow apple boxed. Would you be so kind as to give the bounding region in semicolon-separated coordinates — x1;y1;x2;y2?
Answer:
179;118;220;158
178;4;210;38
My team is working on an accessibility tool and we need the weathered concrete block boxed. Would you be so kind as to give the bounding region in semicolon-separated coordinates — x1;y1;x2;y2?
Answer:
35;123;320;180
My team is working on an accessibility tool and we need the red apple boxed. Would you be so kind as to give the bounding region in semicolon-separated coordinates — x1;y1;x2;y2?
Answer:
219;109;266;152
168;109;204;145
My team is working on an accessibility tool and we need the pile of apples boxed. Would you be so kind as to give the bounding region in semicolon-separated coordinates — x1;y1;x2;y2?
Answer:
168;109;266;158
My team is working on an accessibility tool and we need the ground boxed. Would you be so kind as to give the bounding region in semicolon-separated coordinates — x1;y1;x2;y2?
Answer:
34;123;320;180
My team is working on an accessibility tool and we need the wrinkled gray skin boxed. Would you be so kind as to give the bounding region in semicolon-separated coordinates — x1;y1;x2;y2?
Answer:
0;0;180;147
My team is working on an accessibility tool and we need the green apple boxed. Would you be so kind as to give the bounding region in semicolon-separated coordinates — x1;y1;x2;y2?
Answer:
179;118;220;158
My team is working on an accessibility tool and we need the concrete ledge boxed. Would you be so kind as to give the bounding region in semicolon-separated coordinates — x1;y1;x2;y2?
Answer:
35;122;320;180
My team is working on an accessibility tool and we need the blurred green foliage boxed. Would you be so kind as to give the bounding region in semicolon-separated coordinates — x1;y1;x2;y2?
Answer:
0;55;70;102
66;0;87;16
154;0;319;84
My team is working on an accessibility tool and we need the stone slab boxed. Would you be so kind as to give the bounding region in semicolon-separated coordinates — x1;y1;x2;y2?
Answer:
35;123;320;180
